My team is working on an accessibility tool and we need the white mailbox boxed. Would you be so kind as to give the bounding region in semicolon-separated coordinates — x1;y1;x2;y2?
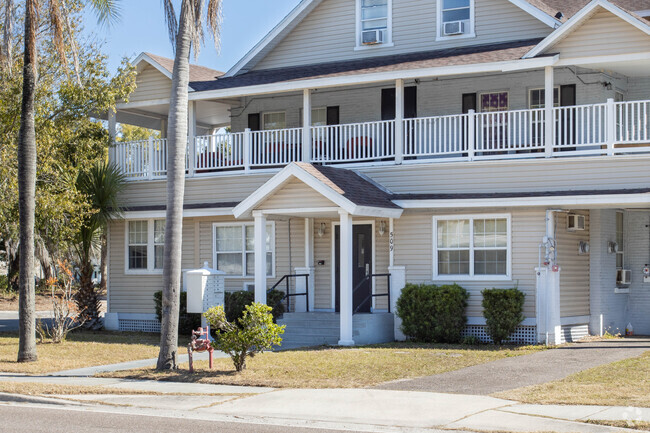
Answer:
186;262;225;314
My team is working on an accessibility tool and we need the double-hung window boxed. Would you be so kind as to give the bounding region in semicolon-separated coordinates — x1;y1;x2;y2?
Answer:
213;223;275;277
126;219;165;273
434;215;511;280
262;112;286;130
437;0;474;40
357;0;392;48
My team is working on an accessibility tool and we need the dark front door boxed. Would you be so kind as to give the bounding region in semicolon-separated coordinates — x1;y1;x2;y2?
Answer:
335;224;373;313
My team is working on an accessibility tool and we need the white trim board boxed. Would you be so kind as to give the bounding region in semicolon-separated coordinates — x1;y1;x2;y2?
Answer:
524;0;650;59
225;0;559;76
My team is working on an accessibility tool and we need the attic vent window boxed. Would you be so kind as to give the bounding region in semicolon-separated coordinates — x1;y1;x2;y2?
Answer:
438;0;475;40
357;0;392;48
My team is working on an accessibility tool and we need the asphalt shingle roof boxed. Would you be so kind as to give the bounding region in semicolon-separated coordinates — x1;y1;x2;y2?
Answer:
144;52;224;88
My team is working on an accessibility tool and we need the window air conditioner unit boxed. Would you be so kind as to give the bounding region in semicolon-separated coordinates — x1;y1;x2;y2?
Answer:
443;21;465;36
243;282;255;292
617;269;631;285
567;214;586;231
362;29;385;45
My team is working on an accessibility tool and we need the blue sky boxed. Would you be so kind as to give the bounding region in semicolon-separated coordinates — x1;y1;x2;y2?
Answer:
82;0;303;73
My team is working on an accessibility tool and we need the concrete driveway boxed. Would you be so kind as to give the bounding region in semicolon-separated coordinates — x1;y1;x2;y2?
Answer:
0;311;53;333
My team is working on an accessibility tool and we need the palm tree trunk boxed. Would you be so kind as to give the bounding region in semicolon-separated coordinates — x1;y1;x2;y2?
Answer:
157;0;193;370
17;0;38;363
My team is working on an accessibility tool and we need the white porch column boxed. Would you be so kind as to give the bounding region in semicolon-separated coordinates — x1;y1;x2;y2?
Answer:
394;79;404;164
296;217;315;312
537;209;562;345
388;265;406;341
338;210;355;346
108;110;117;163
188;101;197;176
302;89;312;162
253;211;267;305
544;66;554;158
389;218;395;267
160;118;167;139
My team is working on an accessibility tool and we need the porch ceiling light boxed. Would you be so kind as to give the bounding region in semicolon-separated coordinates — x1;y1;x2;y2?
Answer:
318;222;326;238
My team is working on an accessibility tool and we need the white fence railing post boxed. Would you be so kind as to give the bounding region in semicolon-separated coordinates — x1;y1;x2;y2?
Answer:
467;109;475;161
244;128;251;173
147;136;154;180
606;98;616;156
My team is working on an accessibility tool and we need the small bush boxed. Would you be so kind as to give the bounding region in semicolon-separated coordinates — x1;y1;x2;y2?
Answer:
205;302;285;372
461;335;482;345
153;291;201;336
396;283;469;343
481;288;525;344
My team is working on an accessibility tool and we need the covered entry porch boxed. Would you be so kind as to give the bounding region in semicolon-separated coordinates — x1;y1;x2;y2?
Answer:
232;162;404;346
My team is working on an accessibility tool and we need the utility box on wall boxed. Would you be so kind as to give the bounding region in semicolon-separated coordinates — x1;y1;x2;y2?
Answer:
186;262;225;314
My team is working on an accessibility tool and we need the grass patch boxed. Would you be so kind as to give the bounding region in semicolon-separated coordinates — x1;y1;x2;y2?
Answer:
587;420;650;431
101;343;543;388
495;350;650;407
0;331;165;374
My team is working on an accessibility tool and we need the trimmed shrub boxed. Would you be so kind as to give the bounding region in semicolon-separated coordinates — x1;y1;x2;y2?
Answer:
396;283;469;343
481;288;525;344
220;289;286;323
153;291;201;336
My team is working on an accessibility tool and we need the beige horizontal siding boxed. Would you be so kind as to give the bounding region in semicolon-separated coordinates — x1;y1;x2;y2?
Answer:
254;0;551;70
129;65;171;103
556;211;590;317
394;208;545;318
551;9;650;58
259;179;335;210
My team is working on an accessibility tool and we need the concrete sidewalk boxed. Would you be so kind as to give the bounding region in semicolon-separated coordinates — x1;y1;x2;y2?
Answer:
0;375;646;432
376;337;650;394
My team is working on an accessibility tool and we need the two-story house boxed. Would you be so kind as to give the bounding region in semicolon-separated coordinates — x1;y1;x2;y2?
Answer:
104;0;650;347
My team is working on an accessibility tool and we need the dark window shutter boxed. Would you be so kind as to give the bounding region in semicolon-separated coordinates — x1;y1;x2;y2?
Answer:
405;86;417;118
560;84;576;107
326;106;340;125
248;113;261;131
462;93;477;113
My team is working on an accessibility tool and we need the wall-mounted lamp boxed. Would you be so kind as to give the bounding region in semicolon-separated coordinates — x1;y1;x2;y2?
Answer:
602;81;613;90
608;241;619;254
378;221;386;236
578;241;590;255
318;222;326;238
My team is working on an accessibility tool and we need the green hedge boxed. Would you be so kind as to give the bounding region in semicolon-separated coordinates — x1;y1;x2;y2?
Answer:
396;283;469;343
481;288;525;344
154;289;286;335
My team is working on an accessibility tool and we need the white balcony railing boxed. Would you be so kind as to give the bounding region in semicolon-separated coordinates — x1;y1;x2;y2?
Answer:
112;99;650;180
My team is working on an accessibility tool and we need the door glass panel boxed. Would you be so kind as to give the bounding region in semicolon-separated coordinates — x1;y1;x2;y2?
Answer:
357;234;366;268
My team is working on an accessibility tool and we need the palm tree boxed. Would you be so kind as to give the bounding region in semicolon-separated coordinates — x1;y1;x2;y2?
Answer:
75;161;126;329
2;0;120;363
157;0;223;370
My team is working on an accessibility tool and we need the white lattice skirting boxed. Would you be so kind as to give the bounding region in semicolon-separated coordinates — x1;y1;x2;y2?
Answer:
118;319;161;333
462;325;538;344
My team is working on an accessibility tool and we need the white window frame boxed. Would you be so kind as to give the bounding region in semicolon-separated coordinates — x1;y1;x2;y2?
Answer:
436;0;476;41
528;87;560;109
478;90;510;112
355;0;394;51
262;111;286;131
615;211;625;270
212;221;276;279
300;107;327;127
124;219;165;275
432;214;512;281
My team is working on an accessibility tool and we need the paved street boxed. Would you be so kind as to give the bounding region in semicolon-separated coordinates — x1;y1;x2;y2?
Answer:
0;405;373;433
0;311;53;333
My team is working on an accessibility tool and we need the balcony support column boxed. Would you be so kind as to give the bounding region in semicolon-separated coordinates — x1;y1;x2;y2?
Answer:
544;66;554;158
188;101;197;176
395;79;404;164
253;210;267;305
108;110;117;163
302;89;312;162
160;118;167;139
338;209;354;346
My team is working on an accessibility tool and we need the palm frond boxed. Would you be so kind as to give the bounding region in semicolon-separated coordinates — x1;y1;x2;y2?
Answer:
189;0;205;60
88;0;121;27
47;0;67;70
206;0;223;53
162;0;178;51
60;0;81;85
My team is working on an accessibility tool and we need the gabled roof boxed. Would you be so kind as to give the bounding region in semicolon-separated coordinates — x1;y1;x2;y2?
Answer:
233;163;402;219
225;0;562;77
133;52;224;92
524;0;650;58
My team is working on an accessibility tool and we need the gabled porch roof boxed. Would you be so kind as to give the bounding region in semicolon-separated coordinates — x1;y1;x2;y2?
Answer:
233;163;403;219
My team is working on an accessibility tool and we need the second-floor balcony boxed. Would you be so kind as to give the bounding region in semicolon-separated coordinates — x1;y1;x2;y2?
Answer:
112;99;650;181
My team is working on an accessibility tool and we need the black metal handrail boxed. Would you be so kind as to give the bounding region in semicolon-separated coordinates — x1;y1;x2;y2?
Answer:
352;273;391;314
268;274;310;313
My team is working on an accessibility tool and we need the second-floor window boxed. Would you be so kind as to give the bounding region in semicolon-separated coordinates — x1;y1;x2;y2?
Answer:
358;0;392;48
263;112;286;130
438;0;474;40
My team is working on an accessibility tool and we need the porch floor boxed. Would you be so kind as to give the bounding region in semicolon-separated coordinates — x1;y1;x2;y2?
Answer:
276;312;394;350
